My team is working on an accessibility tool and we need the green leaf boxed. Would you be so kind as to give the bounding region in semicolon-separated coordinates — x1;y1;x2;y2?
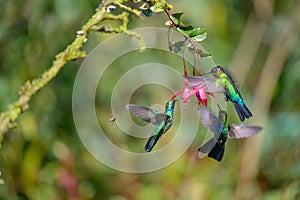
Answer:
188;27;206;38
150;6;164;13
177;26;205;37
177;27;193;37
169;15;182;26
165;20;171;26
177;28;187;36
165;12;208;42
171;12;184;20
179;24;194;31
192;31;207;42
178;27;207;42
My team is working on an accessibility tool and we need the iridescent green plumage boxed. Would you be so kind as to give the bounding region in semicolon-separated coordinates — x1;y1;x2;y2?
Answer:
212;67;244;104
186;66;253;121
126;100;177;152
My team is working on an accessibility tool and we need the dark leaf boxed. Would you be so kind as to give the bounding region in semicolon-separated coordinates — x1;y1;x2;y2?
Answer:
198;50;212;58
170;40;185;53
178;24;194;31
141;9;153;17
187;44;212;57
171;12;184;20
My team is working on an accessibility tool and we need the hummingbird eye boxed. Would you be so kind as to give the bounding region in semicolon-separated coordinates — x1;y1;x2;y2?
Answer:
216;66;223;72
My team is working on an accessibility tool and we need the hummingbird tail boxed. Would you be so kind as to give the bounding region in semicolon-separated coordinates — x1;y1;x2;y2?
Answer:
208;143;225;162
145;135;160;152
233;103;253;122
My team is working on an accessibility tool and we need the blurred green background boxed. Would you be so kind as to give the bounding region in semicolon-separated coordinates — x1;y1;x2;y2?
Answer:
0;0;300;199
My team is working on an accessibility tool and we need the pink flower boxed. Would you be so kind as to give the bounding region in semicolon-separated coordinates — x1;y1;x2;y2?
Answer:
193;87;207;107
172;78;215;107
182;79;192;103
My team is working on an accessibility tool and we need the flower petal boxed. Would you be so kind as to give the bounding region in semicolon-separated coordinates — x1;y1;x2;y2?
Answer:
192;88;207;107
183;88;192;103
198;89;207;107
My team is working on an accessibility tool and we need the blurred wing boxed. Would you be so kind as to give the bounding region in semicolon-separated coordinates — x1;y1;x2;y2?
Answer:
185;76;224;93
155;113;168;126
198;108;217;132
198;138;216;159
126;104;160;124
228;125;262;138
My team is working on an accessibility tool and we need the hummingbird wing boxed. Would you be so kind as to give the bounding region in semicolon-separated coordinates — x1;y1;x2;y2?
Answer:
198;138;215;158
198;108;218;132
145;121;166;152
185;76;224;93
125;104;162;125
228;125;262;138
198;108;223;159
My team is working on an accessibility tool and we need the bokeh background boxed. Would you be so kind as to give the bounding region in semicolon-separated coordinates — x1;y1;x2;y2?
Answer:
0;0;300;199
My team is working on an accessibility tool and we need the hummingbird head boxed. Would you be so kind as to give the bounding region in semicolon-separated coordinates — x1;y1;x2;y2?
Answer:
210;66;224;78
165;99;177;110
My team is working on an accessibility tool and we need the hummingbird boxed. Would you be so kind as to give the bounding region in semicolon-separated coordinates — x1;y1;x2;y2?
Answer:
198;105;262;162
185;66;253;121
125;99;178;152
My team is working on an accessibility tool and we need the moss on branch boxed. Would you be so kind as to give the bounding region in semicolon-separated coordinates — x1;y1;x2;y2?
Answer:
0;0;172;145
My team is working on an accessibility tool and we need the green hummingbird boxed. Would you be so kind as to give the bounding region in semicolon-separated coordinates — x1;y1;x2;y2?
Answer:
198;106;262;161
125;99;178;152
186;66;253;121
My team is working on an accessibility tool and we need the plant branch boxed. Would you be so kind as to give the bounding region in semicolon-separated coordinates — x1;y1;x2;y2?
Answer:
0;0;172;144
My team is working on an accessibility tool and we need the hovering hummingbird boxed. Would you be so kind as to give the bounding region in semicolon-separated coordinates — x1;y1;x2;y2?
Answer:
185;66;252;121
198;106;262;162
125;99;178;152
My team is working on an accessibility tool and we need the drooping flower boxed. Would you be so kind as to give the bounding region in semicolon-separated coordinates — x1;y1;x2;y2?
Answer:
171;78;215;108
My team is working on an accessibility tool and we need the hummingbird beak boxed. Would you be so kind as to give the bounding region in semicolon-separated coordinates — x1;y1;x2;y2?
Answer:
201;72;211;75
173;97;184;102
217;104;222;111
174;98;180;102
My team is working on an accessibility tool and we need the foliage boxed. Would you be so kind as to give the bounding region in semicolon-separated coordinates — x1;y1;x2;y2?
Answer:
0;0;300;199
0;0;172;142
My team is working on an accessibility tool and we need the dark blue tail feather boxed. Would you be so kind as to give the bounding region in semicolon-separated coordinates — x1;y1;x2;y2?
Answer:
233;103;252;122
145;135;160;152
208;144;225;162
